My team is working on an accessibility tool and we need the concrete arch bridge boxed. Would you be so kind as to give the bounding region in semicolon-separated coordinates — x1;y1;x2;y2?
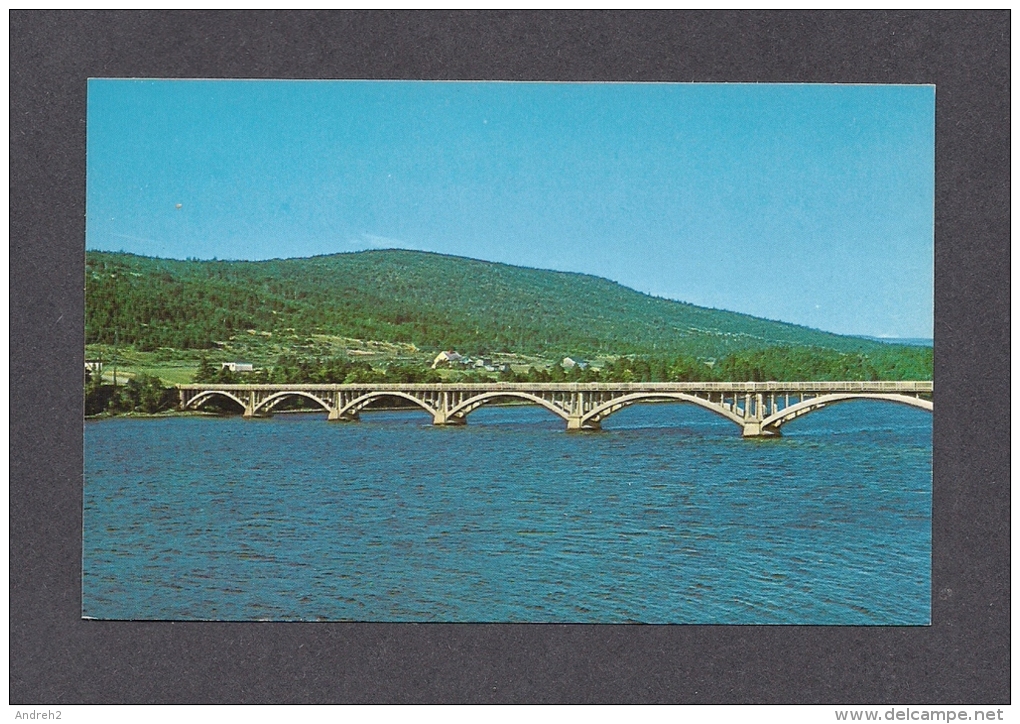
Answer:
177;381;933;438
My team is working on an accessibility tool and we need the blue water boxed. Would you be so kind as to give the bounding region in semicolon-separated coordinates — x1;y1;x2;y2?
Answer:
83;401;932;623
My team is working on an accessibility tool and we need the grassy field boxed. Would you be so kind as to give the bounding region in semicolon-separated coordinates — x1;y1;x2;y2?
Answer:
86;339;563;387
87;348;199;386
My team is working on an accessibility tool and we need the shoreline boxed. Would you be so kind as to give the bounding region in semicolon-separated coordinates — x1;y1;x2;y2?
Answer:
84;399;542;422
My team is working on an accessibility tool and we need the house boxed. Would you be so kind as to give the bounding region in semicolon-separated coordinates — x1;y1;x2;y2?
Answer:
85;360;104;374
431;351;464;369
562;357;589;370
221;362;254;373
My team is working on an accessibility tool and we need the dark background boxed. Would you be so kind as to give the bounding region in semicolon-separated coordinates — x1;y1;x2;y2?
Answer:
10;11;1009;703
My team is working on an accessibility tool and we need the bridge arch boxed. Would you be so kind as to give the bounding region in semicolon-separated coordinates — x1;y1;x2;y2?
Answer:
761;393;933;431
447;391;571;422
581;392;748;430
183;389;248;412
338;391;439;419
252;390;332;415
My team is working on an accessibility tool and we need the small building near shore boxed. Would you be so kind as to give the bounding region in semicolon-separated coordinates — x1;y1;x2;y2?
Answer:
562;357;589;370
431;351;464;369
221;362;254;373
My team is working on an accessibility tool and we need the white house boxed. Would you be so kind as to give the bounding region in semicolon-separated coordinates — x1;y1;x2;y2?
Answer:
562;357;589;370
221;362;254;373
431;351;464;369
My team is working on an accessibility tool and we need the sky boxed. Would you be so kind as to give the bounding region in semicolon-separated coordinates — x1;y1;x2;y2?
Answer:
86;80;934;339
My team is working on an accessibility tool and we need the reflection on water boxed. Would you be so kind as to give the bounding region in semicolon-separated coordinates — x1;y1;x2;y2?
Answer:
83;400;931;623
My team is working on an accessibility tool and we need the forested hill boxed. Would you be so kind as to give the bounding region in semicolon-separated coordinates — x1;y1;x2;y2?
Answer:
86;249;923;363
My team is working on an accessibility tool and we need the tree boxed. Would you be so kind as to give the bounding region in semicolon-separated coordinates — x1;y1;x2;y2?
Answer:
194;356;216;383
131;374;176;413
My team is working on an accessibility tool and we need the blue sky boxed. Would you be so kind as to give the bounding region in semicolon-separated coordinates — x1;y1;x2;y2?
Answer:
86;80;934;339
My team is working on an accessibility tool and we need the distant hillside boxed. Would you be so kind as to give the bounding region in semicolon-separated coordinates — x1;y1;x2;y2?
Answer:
85;249;926;367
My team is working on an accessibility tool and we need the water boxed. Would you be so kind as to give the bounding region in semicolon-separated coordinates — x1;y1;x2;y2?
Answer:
83;401;932;624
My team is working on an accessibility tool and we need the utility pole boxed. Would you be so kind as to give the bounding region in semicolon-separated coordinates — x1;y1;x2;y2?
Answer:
112;331;118;387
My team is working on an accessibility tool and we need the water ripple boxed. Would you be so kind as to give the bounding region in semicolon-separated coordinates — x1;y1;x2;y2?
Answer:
84;402;931;623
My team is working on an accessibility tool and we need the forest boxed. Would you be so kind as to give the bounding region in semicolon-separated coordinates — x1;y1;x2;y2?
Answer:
85;249;925;360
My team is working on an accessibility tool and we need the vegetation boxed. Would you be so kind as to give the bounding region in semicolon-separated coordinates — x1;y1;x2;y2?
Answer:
84;368;177;416
85;249;925;362
191;345;929;387
193;355;443;385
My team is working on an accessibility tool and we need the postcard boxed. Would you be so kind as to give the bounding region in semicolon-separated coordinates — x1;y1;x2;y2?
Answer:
83;80;934;623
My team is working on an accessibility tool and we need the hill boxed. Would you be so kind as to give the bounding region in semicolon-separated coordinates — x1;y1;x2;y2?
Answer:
84;249;931;380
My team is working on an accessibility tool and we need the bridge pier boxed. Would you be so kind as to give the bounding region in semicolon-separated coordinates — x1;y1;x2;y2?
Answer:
432;413;466;426
566;391;600;431
327;408;359;422
566;416;601;431
431;391;467;426
741;421;782;438
242;391;257;418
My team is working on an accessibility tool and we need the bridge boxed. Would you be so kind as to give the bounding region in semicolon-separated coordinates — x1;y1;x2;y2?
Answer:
177;381;933;438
